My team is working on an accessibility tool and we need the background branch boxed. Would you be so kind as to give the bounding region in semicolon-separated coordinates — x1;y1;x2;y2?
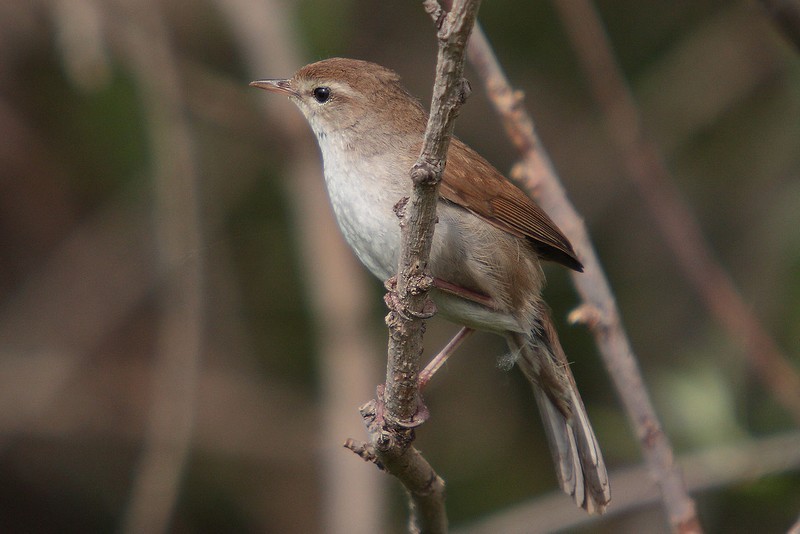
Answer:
465;22;702;534
112;0;205;531
459;430;800;534
552;0;800;427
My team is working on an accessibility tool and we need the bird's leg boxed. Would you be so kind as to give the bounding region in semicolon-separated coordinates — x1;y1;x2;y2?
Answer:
416;278;499;388
433;277;497;310
419;326;474;389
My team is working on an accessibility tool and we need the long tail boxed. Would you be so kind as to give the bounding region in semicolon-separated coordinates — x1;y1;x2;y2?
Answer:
507;309;611;514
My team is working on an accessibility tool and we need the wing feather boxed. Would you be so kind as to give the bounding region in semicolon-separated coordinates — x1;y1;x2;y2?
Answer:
440;138;583;272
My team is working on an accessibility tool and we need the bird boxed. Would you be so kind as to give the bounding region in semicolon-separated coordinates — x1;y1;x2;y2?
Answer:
251;57;610;513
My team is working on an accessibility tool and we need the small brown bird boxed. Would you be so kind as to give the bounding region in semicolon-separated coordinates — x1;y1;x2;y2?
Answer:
251;58;610;513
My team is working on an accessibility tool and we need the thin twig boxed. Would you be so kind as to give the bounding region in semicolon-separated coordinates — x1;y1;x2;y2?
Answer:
361;1;480;532
465;23;702;534
552;0;800;425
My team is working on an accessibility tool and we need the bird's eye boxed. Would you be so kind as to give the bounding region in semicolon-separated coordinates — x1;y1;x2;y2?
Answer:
312;87;331;103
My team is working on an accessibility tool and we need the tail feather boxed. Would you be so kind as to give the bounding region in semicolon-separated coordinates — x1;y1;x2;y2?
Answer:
508;310;611;514
533;387;586;507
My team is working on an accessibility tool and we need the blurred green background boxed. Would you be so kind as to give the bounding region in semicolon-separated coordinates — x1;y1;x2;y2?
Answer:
1;0;799;532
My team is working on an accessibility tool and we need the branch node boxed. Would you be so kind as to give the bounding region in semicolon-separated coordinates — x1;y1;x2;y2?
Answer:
457;78;472;104
408;271;435;295
391;399;431;429
343;438;385;470
383;275;398;293
568;303;606;329
393;196;410;219
511;88;525;109
509;161;529;184
383;276;437;320
410;160;442;186
423;0;446;29
358;398;377;419
641;417;664;449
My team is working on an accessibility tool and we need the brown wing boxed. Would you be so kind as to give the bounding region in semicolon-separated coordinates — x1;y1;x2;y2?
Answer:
440;138;583;272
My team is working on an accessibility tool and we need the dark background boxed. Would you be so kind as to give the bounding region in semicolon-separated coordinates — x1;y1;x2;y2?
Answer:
0;0;798;532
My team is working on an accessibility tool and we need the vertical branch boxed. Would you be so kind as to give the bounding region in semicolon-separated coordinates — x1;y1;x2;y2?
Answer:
383;0;480;427
465;22;702;534
348;2;481;533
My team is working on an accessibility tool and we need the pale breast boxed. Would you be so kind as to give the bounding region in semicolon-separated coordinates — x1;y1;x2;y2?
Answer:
320;144;407;280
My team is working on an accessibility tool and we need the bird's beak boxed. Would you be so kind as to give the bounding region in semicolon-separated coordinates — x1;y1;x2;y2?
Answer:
249;79;297;97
